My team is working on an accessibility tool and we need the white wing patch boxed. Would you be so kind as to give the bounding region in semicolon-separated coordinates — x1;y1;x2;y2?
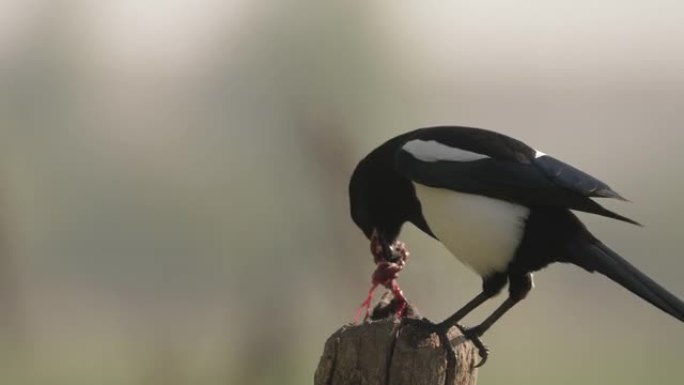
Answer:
414;183;530;276
534;149;547;158
402;139;489;162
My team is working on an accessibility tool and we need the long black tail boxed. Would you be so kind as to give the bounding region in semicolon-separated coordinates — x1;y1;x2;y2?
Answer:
576;240;684;322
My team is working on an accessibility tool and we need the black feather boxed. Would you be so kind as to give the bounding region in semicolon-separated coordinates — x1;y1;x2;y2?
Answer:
572;240;684;322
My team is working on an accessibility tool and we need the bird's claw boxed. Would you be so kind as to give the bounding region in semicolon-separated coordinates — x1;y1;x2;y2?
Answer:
400;319;489;368
456;324;489;367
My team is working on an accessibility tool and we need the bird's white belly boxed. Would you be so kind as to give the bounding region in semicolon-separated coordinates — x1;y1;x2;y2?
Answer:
413;183;530;276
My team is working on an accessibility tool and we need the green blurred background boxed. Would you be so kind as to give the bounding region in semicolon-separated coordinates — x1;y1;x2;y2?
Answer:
1;1;683;384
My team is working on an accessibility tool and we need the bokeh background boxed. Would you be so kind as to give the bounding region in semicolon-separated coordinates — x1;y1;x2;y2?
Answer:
1;1;683;384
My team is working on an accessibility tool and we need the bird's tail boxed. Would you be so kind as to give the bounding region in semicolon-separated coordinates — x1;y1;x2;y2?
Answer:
573;239;684;322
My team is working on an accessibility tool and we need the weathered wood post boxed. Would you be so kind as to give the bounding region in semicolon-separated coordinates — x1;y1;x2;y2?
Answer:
314;319;479;385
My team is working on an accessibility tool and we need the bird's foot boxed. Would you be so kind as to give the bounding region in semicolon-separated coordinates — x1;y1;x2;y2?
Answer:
402;319;490;367
400;317;461;375
455;324;489;368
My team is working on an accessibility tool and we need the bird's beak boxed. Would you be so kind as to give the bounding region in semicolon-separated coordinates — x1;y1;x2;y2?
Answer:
370;228;393;263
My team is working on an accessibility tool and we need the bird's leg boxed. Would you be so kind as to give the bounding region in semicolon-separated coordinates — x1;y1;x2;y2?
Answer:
437;272;508;331
459;273;534;367
400;291;491;333
392;273;508;370
436;291;492;330
422;273;507;367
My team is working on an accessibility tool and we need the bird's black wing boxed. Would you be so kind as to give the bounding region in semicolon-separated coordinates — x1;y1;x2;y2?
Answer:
395;126;638;225
533;155;627;200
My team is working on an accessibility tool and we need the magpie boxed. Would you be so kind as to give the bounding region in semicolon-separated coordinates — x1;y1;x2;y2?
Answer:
349;126;684;364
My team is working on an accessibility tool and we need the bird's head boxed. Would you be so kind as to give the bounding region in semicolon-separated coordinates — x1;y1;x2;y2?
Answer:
349;165;408;263
348;134;425;258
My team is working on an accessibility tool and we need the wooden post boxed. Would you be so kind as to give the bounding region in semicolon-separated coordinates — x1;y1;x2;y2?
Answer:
314;319;479;385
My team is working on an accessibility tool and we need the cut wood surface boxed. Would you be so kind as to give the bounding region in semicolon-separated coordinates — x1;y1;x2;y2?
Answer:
314;319;479;385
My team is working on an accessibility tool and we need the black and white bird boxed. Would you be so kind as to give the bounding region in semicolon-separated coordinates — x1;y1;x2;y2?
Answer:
349;126;684;363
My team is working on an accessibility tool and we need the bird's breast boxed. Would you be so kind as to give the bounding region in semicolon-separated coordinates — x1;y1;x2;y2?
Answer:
413;183;530;276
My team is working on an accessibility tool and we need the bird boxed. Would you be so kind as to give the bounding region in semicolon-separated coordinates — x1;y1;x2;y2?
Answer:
348;125;684;365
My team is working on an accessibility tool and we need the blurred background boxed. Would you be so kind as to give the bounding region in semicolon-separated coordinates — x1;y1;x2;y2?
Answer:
1;1;683;384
